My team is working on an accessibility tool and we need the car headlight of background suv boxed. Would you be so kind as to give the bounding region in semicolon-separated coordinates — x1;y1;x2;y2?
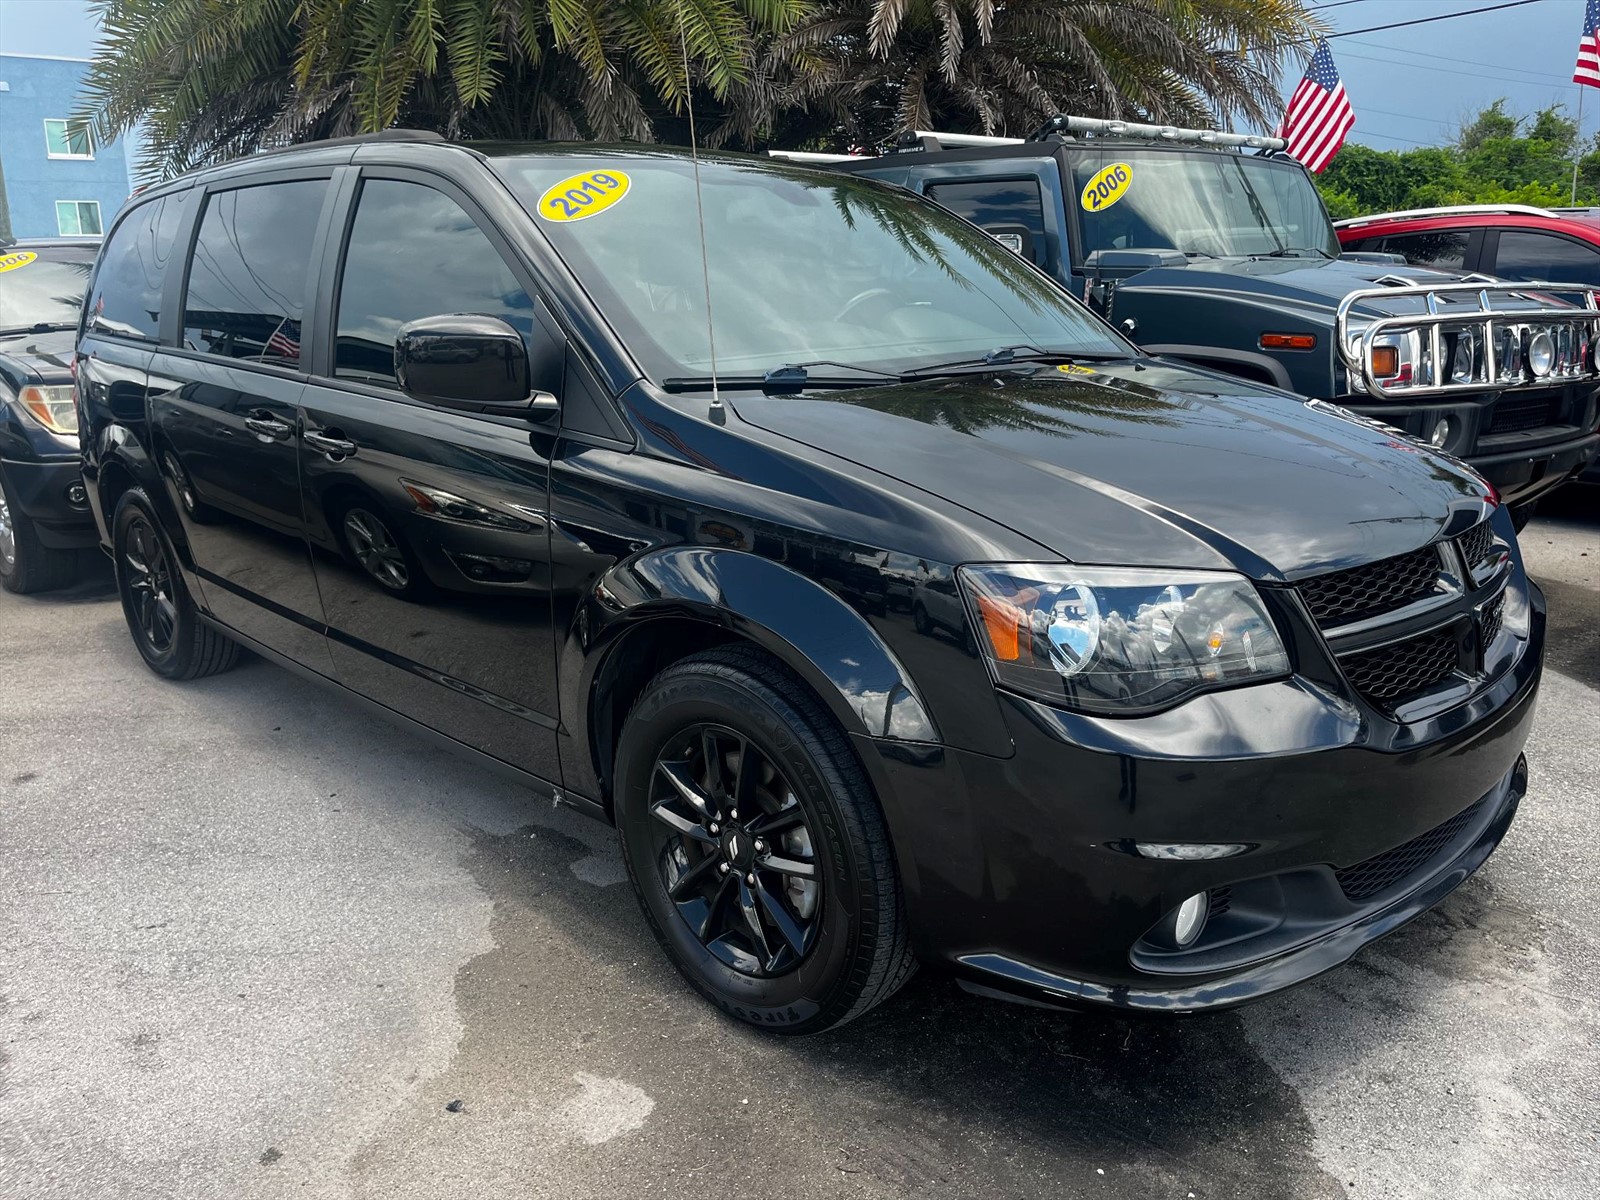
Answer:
959;565;1291;715
18;384;79;437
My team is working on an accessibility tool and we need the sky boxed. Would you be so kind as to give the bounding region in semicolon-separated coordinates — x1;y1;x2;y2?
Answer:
0;0;1592;153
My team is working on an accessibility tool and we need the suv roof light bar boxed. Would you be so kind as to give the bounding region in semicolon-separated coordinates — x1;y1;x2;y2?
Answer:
907;130;1025;148
1027;114;1287;151
1334;203;1559;229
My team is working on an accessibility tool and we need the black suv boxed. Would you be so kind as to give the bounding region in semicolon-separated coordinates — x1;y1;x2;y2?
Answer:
77;135;1542;1032
833;116;1600;520
1;238;100;593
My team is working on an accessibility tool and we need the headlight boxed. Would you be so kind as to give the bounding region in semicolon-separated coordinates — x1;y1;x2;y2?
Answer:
1525;328;1555;377
959;564;1291;714
19;384;78;435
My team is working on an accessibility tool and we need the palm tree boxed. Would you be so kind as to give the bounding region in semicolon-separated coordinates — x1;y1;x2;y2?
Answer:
79;0;803;180
717;0;1325;149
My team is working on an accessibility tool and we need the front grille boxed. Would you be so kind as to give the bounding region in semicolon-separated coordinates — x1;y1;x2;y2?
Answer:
1338;626;1460;706
1456;520;1494;575
1487;395;1561;435
1480;592;1506;650
1296;545;1443;626
1335;796;1488;901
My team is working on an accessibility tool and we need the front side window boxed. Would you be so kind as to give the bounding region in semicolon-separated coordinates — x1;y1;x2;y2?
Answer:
1492;229;1600;285
334;179;536;384
493;153;1125;382
44;119;93;159
1378;231;1469;270
87;192;184;342
55;200;102;237
1070;149;1338;260
181;179;328;365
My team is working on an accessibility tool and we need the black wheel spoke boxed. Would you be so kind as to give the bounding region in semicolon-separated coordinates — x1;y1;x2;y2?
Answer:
746;804;805;837
732;737;761;811
701;728;728;803
737;880;775;969
649;797;715;843
753;880;809;958
658;759;717;820
756;850;815;878
668;850;724;901
696;873;735;941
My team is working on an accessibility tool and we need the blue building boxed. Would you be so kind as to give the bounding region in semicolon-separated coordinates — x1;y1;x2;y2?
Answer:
0;53;131;241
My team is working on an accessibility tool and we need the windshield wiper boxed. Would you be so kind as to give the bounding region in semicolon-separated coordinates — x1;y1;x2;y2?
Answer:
901;346;1128;379
0;321;78;336
1260;246;1335;260
661;361;898;394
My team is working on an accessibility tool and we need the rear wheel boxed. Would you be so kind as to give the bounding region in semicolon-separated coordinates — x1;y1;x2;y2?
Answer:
615;646;914;1034
0;474;79;595
112;487;239;680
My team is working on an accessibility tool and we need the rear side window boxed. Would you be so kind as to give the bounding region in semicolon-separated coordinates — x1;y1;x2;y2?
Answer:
182;179;328;365
87;192;184;342
925;179;1047;254
1492;229;1600;285
1378;231;1469;270
333;178;537;385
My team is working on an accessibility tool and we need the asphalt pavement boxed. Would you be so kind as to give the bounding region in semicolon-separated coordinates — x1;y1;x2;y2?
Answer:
2;490;1597;1200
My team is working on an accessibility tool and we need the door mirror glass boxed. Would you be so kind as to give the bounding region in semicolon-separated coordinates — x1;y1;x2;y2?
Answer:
395;314;543;411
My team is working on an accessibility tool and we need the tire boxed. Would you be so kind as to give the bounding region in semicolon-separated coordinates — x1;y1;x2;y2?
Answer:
1510;502;1536;533
912;602;931;636
615;645;915;1035
0;473;80;595
112;487;240;680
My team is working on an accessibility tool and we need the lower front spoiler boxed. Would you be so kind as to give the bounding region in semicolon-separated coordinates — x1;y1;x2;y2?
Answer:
1;457;98;549
953;756;1527;1015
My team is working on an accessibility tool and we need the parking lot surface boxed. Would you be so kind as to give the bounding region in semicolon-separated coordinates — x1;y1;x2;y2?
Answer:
3;492;1597;1200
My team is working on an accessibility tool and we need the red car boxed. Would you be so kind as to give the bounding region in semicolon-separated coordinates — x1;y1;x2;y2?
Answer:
1338;204;1600;486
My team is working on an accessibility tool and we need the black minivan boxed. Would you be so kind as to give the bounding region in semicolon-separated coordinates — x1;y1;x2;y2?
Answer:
77;133;1545;1032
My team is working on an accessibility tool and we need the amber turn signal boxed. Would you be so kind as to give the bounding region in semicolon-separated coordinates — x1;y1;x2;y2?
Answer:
1369;345;1401;378
1259;333;1317;350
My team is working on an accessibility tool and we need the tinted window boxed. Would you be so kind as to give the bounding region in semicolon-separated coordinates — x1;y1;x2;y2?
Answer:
182;180;328;365
334;179;537;384
1492;229;1600;285
1379;231;1468;270
88;192;184;342
925;179;1047;250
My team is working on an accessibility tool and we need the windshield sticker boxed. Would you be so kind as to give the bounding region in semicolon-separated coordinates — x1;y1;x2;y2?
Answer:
0;251;38;273
536;170;632;222
1080;162;1132;213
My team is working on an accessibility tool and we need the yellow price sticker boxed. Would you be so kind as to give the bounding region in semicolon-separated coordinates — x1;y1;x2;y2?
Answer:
1057;363;1098;376
1080;162;1132;212
0;251;38;273
536;170;632;222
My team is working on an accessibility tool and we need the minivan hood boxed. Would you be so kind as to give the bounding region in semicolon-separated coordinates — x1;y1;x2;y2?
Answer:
731;360;1492;581
0;327;76;383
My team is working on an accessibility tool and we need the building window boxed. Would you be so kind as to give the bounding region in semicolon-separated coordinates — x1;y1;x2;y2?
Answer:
56;200;103;237
44;119;95;159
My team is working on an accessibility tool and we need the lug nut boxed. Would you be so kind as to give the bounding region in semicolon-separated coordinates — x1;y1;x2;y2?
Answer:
745;873;757;885
709;823;720;834
718;862;730;874
754;839;766;853
729;809;739;820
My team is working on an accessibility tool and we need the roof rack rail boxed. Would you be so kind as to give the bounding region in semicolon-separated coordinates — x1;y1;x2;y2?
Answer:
766;150;866;163
888;115;1285;155
1334;203;1557;229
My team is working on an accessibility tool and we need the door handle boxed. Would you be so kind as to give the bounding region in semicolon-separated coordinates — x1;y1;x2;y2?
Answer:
243;413;293;441
304;429;358;460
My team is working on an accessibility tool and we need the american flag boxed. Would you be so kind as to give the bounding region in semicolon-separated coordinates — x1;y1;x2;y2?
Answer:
265;317;301;362
1575;0;1600;88
1276;39;1355;175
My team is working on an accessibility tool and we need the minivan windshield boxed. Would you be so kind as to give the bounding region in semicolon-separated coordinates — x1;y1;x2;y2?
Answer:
493;151;1128;382
1070;149;1339;261
0;247;97;332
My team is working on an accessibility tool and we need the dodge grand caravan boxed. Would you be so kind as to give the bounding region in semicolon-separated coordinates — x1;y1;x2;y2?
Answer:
76;134;1544;1033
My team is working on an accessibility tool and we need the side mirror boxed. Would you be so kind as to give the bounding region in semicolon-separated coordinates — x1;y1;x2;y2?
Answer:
394;314;557;417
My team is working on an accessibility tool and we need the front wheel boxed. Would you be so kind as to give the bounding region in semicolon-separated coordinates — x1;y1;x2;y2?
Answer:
615;646;914;1034
0;474;79;595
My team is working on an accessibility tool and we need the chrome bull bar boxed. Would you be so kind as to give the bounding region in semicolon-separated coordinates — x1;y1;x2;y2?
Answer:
1335;280;1600;398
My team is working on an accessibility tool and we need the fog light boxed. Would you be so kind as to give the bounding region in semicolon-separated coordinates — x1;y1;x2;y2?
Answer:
1527;329;1555;377
66;482;87;505
1173;892;1208;947
1428;417;1453;448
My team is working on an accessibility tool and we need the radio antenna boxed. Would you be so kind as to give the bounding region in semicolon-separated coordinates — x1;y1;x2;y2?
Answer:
678;4;724;423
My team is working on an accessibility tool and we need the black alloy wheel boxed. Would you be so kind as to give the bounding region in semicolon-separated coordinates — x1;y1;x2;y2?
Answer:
616;646;915;1034
647;723;823;978
112;487;239;680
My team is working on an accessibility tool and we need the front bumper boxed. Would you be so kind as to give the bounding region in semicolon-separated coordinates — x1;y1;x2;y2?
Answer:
860;580;1545;1014
0;457;97;549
